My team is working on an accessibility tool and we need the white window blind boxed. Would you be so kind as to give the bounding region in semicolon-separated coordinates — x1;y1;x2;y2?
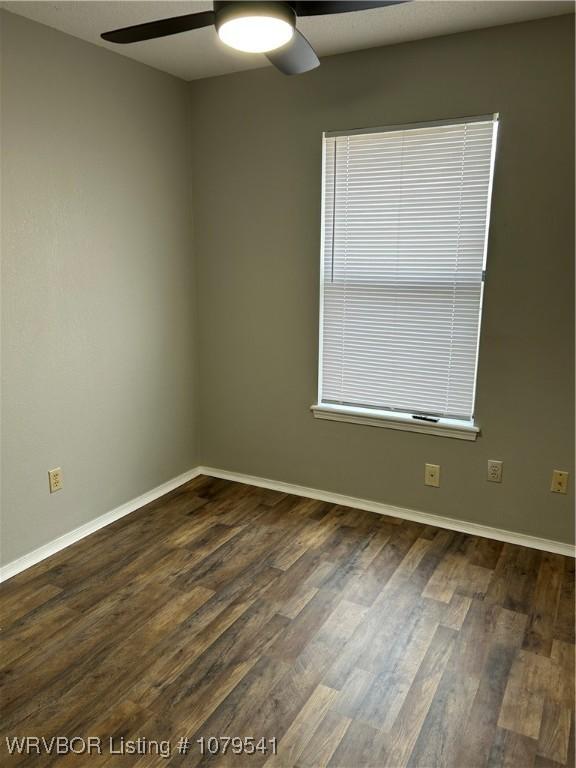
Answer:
319;115;498;424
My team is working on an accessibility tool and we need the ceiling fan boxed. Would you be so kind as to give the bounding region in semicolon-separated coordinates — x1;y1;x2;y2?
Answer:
102;1;407;76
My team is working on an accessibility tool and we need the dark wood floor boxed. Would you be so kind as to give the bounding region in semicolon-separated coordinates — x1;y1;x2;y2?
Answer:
1;476;574;767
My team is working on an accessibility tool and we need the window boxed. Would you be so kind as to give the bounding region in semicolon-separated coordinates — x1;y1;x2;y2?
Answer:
313;115;499;440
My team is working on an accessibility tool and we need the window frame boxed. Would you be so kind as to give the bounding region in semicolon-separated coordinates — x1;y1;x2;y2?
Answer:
312;114;500;441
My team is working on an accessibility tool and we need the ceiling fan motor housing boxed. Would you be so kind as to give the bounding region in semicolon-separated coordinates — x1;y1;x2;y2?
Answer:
213;1;297;34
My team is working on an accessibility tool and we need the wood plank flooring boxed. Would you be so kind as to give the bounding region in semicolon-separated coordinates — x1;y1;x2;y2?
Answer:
1;476;574;767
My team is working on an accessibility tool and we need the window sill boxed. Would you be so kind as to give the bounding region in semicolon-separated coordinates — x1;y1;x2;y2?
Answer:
311;403;479;441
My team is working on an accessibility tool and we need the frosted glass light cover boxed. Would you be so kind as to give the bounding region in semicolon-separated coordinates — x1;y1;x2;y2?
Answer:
218;16;293;53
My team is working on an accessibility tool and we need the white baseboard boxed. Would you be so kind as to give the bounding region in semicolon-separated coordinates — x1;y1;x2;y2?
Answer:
0;467;203;582
198;466;576;558
2;464;573;581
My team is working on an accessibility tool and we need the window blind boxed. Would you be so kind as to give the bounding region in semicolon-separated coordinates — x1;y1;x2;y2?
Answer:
319;116;498;422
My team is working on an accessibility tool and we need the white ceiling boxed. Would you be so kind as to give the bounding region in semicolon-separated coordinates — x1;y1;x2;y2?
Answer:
2;1;574;81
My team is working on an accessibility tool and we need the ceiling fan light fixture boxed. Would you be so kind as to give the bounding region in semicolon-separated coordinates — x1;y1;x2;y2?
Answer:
101;1;407;74
215;2;295;53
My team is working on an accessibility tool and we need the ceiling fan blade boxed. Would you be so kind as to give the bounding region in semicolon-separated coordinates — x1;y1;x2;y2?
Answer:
295;1;407;16
266;29;320;76
101;11;215;44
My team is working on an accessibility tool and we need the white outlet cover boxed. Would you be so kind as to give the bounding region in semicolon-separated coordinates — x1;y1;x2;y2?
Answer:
487;460;503;483
425;463;440;487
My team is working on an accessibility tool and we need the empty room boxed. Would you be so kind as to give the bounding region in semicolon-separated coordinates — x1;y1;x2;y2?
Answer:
0;1;574;766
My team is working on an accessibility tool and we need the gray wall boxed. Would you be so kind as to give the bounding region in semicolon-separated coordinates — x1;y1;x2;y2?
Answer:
1;12;197;563
1;12;573;567
189;15;575;544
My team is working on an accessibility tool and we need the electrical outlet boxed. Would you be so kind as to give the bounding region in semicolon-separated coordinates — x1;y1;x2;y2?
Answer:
487;460;503;483
425;463;440;487
48;467;63;493
551;470;569;494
